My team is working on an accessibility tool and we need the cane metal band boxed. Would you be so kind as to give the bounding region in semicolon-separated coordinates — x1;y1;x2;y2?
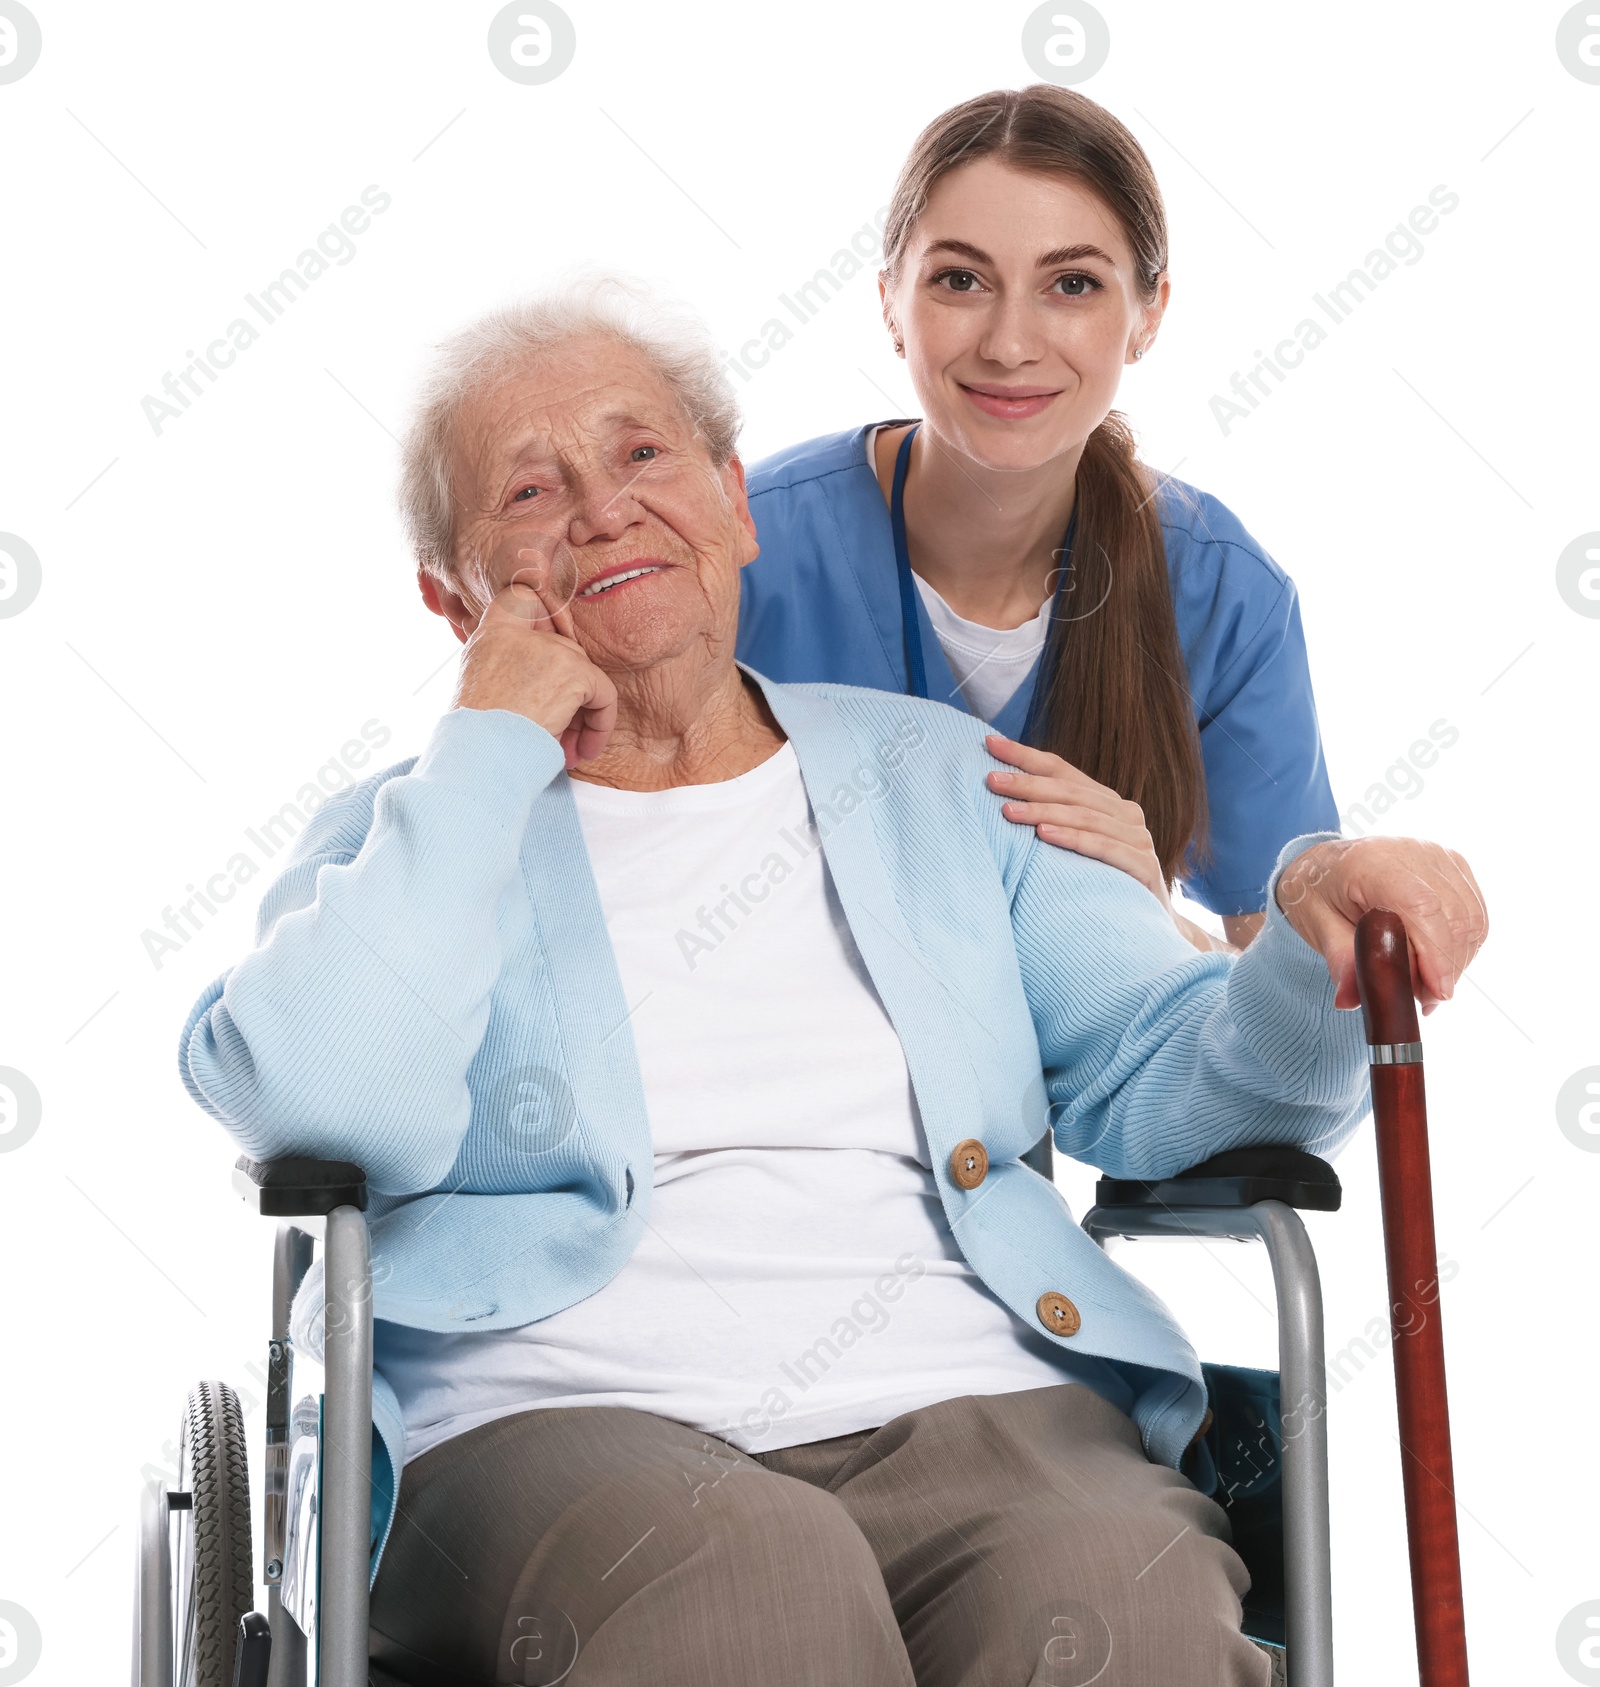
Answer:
1368;1042;1424;1066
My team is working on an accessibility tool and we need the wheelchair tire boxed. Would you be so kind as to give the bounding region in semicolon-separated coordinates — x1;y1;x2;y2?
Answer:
172;1381;254;1687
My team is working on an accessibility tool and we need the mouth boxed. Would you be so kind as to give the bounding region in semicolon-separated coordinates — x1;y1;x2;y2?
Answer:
575;561;671;600
958;382;1063;420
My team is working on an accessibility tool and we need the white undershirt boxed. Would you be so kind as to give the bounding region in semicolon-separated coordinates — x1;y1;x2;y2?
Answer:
377;742;1123;1463
865;425;1049;720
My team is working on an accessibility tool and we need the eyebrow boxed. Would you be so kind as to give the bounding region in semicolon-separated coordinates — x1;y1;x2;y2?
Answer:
494;407;668;468
922;238;1117;269
596;407;671;434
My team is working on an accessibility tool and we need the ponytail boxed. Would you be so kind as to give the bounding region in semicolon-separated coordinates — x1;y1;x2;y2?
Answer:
1031;413;1206;880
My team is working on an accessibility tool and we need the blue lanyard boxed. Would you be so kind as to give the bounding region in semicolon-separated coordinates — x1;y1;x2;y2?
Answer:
889;424;930;699
888;422;1076;732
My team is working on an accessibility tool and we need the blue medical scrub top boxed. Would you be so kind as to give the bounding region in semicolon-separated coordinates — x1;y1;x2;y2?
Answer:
736;424;1338;916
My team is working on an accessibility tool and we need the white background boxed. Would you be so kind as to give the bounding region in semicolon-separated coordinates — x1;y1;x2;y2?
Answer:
1;2;1596;1682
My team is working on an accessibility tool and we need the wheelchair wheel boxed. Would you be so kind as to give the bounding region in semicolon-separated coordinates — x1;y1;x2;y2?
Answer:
172;1381;254;1687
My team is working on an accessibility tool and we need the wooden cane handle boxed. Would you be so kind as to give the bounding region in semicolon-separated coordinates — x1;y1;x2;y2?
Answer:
1355;908;1420;1046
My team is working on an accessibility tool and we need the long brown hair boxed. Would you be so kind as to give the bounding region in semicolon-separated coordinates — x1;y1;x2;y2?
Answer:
882;85;1207;881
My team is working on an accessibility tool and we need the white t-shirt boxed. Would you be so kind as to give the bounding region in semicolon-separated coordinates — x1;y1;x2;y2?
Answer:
377;742;1126;1463
865;425;1050;720
912;575;1050;720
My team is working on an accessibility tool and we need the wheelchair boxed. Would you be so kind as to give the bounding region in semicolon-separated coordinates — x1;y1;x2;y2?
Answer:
131;1136;1340;1687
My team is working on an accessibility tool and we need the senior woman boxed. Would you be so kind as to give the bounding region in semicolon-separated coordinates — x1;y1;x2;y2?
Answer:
179;284;1486;1687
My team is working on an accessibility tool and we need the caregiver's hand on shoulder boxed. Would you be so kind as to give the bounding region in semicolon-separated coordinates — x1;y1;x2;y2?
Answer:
985;734;1224;953
1274;837;1488;1014
454;579;617;769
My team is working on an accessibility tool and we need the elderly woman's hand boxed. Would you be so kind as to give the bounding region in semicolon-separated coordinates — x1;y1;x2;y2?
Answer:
455;580;618;768
1275;836;1488;1013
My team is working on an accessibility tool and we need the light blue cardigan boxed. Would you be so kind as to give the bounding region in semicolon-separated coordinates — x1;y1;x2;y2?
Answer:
179;672;1368;1582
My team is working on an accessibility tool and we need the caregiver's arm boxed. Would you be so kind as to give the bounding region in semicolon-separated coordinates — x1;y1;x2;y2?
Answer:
1012;830;1486;1180
179;584;612;1191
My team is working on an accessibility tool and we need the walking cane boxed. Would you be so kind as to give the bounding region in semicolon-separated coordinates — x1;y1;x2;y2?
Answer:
1354;909;1470;1686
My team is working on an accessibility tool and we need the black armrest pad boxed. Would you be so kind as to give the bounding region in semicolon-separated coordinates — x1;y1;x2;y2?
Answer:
234;1154;368;1216
1094;1145;1341;1213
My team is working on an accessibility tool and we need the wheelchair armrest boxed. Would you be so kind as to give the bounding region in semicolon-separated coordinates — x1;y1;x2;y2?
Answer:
1093;1146;1340;1214
232;1154;368;1217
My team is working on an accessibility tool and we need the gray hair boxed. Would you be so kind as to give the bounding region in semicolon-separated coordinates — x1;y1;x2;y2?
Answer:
398;276;742;588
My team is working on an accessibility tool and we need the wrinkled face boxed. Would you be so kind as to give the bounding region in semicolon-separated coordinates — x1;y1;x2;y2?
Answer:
447;333;757;675
885;157;1165;472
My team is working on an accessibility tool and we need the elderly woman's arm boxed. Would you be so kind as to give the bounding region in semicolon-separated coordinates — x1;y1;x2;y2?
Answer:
1011;830;1485;1180
179;706;564;1192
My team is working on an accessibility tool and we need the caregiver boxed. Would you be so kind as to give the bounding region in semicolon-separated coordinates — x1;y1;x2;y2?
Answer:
737;85;1336;953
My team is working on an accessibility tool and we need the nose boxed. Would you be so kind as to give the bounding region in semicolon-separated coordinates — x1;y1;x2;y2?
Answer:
567;463;644;548
974;289;1047;370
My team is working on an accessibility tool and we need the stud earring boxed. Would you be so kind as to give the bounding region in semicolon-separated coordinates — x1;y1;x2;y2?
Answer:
1133;345;1145;360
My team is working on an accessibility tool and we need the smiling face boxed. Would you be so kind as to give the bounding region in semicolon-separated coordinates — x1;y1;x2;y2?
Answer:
444;332;758;676
884;156;1168;472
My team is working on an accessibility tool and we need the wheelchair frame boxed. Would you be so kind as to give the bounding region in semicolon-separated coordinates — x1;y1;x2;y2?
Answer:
260;1191;372;1687
129;1137;1339;1687
1080;1176;1332;1687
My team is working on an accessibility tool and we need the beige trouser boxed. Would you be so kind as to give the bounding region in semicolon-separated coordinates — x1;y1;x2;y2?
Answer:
368;1382;1271;1686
